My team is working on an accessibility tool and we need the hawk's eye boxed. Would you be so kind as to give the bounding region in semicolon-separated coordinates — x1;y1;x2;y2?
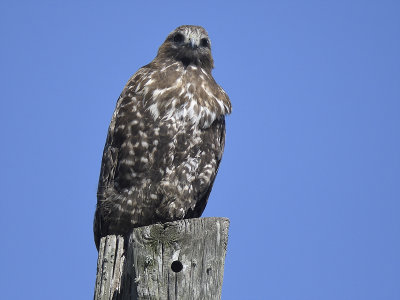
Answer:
200;38;209;47
173;33;184;43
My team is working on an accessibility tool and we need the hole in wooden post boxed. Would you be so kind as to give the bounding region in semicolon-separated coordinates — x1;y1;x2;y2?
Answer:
171;260;183;273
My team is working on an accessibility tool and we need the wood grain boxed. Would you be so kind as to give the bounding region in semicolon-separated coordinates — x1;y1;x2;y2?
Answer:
94;217;229;300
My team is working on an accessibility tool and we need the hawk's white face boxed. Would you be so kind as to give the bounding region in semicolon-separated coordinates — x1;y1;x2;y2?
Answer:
157;25;214;69
169;26;211;50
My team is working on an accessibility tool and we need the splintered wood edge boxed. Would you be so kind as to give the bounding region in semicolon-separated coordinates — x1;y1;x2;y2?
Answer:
94;217;230;300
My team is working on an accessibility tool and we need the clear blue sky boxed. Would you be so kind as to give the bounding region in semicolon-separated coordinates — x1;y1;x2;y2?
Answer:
1;1;399;299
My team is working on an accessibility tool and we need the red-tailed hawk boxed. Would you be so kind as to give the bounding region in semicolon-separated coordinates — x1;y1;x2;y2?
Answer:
94;25;231;250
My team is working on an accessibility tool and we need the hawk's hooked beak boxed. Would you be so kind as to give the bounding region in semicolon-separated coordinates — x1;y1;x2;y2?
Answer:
189;39;198;49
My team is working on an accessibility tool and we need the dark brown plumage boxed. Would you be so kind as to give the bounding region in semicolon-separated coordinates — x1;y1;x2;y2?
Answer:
94;25;231;250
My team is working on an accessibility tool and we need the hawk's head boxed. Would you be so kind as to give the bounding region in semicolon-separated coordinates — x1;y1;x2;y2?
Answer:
157;25;214;71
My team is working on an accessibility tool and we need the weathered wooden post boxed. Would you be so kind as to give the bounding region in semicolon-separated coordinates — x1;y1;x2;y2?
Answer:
94;217;230;300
